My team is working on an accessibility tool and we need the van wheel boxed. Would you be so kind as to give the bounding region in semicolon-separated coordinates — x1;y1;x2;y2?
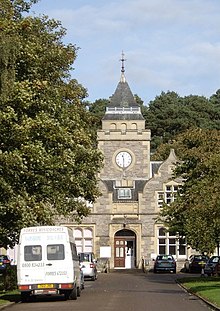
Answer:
77;286;81;297
21;292;30;303
64;291;70;300
69;287;77;300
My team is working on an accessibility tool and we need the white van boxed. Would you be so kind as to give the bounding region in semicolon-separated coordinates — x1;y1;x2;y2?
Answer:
17;226;81;302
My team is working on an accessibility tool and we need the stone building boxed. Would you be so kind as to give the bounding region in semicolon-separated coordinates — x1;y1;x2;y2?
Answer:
61;58;185;270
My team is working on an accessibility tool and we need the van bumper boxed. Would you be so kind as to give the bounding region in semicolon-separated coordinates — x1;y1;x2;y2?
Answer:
18;283;75;296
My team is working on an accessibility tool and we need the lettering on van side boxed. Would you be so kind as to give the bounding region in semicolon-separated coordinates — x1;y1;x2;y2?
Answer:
24;235;41;242
46;234;64;241
38;227;65;232
57;271;67;275
45;271;67;276
45;271;56;276
22;262;45;268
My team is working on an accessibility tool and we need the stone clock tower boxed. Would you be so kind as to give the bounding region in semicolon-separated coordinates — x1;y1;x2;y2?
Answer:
96;54;151;268
98;60;151;181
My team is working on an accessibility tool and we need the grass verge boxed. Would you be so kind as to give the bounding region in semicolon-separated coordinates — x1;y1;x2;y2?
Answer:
178;277;220;308
0;290;20;306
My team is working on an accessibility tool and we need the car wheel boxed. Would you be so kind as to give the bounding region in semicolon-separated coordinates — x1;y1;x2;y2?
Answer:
189;267;193;273
91;275;96;281
153;269;157;273
69;287;77;300
77;286;81;297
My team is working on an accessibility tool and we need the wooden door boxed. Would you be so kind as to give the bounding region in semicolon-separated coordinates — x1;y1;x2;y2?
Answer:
114;238;125;267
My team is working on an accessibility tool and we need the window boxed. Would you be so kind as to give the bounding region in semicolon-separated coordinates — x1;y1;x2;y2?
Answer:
24;245;42;261
157;192;164;207
47;244;64;260
158;227;166;254
179;237;186;255
158;228;186;258
70;243;78;260
118;188;131;199
157;184;180;207
74;228;93;253
164;185;179;204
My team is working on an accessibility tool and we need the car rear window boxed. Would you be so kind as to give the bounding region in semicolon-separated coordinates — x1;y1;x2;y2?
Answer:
194;256;208;261
157;255;173;260
210;257;219;263
79;253;91;262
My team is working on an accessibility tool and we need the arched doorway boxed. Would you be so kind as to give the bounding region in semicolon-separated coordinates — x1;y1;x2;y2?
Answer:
114;229;136;269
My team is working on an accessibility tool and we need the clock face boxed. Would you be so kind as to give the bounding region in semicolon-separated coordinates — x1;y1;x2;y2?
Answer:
115;151;132;168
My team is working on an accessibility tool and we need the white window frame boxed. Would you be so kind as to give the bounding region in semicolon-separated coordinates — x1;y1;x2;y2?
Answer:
74;227;94;253
157;227;186;259
157;184;180;207
118;188;132;199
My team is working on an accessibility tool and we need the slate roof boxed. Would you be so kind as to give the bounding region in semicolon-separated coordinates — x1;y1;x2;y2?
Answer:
102;71;144;121
108;81;139;108
102;180;147;202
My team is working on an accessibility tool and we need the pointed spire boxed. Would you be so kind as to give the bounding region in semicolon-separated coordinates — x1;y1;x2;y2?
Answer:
102;52;145;121
120;51;126;83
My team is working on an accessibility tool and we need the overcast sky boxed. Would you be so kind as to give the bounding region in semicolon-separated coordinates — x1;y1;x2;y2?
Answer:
30;0;220;105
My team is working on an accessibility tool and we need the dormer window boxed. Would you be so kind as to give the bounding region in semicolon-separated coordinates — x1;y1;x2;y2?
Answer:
118;188;132;199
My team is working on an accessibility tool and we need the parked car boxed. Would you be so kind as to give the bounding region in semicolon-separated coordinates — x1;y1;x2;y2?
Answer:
214;259;220;276
153;254;176;273
184;255;209;273
204;256;220;276
0;255;11;274
79;252;97;281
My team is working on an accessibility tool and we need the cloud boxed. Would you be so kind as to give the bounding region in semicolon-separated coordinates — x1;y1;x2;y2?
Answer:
31;0;220;103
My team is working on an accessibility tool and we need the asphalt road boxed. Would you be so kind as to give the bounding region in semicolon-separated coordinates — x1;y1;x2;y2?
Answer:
7;271;216;311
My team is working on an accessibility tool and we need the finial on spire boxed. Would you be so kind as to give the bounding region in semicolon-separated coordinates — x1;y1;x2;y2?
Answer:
120;51;126;82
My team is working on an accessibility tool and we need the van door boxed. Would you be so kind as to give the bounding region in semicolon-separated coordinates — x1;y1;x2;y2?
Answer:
21;244;45;284
44;243;70;284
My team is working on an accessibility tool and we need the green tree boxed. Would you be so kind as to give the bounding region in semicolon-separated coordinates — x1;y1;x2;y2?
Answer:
159;128;220;254
0;0;103;248
209;89;220;110
144;92;183;149
87;98;109;129
144;91;220;152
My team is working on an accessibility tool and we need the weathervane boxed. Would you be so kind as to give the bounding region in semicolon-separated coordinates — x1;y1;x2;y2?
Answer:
120;51;126;82
120;51;126;73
